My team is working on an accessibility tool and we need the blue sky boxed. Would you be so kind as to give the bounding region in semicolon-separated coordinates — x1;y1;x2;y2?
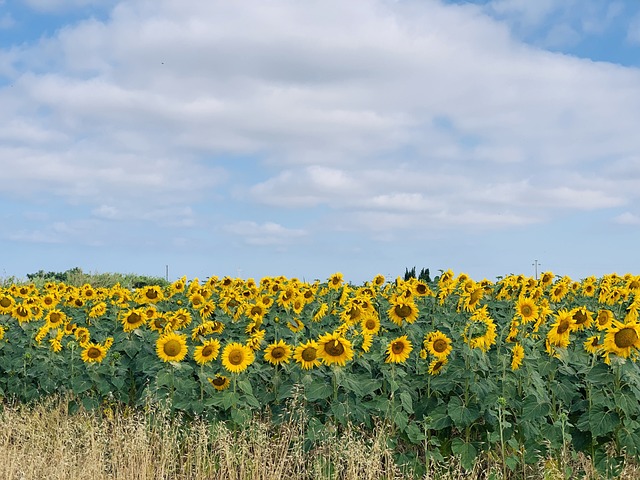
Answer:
1;0;640;284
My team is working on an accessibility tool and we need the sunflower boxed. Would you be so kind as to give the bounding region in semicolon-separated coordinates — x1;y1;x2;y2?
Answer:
546;309;573;348
170;308;193;330
264;339;293;365
387;297;419;326
361;333;373;353
81;342;108;363
74;327;90;346
245;301;268;322
603;320;640;359
0;295;15;314
328;272;344;290
11;305;32;323
360;315;381;335
424;331;452;359
294;340;322;370
515;297;538;323
428;357;448;375
193;339;221;365
287;318;305;333
45;309;67;329
120;308;147;332
0;325;5;341
221;342;255;373
549;281;569;303
310;303;328;323
570;306;593;331
595;309;614;331
88;302;107;319
316;332;354;367
40;293;58;309
135;285;164;304
372;274;386;287
156;332;188;362
169;276;187;296
208;375;230;391
511;343;524;371
584;335;602;354
385;335;413;364
460;287;484;312
463;309;497;352
539;271;555;288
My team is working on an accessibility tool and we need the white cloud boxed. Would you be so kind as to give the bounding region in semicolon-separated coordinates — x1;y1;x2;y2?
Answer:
613;212;640;226
628;13;640;44
1;0;640;244
223;221;307;246
0;13;15;30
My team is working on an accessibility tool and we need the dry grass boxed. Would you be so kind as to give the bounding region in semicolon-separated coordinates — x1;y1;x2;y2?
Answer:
1;397;639;480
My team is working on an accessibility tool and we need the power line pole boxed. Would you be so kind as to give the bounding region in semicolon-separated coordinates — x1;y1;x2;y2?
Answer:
532;260;540;280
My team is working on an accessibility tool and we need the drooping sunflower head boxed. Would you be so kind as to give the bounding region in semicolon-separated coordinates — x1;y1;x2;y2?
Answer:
372;274;386;287
510;343;524;371
385;335;413;364
583;335;602;354
221;342;255;373
316;332;353;367
264;339;292;366
156;332;188;363
208;375;230;391
428;357;448;375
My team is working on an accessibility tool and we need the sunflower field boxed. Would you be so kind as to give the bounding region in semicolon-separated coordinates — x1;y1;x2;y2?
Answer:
2;271;640;476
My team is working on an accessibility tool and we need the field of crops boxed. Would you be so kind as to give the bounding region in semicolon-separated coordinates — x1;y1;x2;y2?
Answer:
1;271;640;477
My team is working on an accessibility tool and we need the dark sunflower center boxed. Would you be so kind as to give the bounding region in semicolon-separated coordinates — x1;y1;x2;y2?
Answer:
365;319;377;330
270;347;286;359
192;297;203;306
416;284;427;295
557;320;570;335
126;312;142;324
573;311;587;325
211;377;226;386
302;347;317;362
433;339;448;353
597;312;610;325
630;281;640;290
391;341;405;354
325;339;345;357
146;290;158;299
87;347;102;359
49;312;62;324
74;299;84;307
0;297;11;307
470;289;482;304
228;349;244;365
201;345;215;357
250;306;263;316
16;306;29;317
43;297;54;305
615;328;638;349
521;305;533;317
163;339;182;357
395;305;412;318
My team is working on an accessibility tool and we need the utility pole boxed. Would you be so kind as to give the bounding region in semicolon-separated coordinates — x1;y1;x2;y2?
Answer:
165;265;169;282
532;260;540;280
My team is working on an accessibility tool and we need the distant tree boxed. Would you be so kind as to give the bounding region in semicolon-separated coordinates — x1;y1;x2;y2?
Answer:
418;268;431;283
404;266;416;281
404;266;432;283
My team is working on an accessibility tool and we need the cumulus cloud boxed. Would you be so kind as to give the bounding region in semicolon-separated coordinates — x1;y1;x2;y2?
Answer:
223;221;307;246
613;212;640;226
1;0;640;247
